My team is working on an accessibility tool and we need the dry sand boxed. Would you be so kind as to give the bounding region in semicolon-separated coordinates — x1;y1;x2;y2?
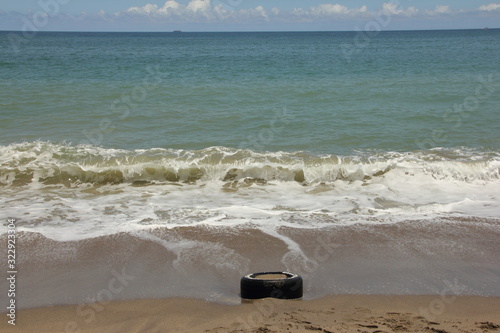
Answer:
3;295;499;333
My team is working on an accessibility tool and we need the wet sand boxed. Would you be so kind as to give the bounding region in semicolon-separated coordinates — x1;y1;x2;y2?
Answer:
3;295;500;333
2;218;499;310
1;217;499;332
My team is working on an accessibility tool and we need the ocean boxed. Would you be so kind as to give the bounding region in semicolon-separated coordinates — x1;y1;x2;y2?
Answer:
0;30;499;308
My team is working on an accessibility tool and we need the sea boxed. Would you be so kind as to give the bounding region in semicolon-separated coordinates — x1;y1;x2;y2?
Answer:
0;30;499;308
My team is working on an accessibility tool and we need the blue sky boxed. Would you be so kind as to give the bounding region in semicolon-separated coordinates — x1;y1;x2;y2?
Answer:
1;0;499;31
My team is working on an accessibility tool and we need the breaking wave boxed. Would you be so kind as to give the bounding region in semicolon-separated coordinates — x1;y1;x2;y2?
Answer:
1;141;499;188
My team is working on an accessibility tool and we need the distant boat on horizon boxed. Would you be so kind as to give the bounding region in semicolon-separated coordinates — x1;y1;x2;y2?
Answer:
483;27;489;30
173;30;182;33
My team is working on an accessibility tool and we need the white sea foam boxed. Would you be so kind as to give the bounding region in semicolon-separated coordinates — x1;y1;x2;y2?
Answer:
0;142;499;241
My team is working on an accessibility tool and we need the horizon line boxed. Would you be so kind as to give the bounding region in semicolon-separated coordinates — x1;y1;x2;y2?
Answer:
1;27;498;34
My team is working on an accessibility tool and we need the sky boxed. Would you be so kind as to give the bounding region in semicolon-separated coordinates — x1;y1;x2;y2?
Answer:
1;0;500;31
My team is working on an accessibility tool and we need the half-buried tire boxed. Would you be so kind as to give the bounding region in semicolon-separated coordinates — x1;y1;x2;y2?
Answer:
240;272;303;300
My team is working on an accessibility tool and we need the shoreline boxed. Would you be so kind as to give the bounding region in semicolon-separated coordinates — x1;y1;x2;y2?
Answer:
2;295;499;333
1;218;499;310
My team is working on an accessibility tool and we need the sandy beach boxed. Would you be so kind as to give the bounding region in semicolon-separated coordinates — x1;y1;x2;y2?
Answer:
1;219;499;332
2;295;499;333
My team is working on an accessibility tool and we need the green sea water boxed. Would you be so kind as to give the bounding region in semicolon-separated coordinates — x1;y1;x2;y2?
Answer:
1;30;499;236
1;30;499;154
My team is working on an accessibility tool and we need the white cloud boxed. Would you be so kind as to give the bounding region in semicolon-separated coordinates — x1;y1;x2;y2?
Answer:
478;3;500;11
287;4;369;22
425;5;451;16
186;0;211;14
248;5;268;19
381;2;419;17
120;1;420;22
159;1;181;15
435;5;451;14
291;7;307;17
124;1;183;17
120;0;270;21
126;3;159;15
311;4;349;16
382;2;401;15
119;2;474;22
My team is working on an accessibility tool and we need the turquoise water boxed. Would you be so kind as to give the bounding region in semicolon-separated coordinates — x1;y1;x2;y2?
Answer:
1;30;499;154
0;30;499;239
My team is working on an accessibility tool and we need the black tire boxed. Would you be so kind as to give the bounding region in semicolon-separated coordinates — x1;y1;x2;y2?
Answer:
240;272;303;300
